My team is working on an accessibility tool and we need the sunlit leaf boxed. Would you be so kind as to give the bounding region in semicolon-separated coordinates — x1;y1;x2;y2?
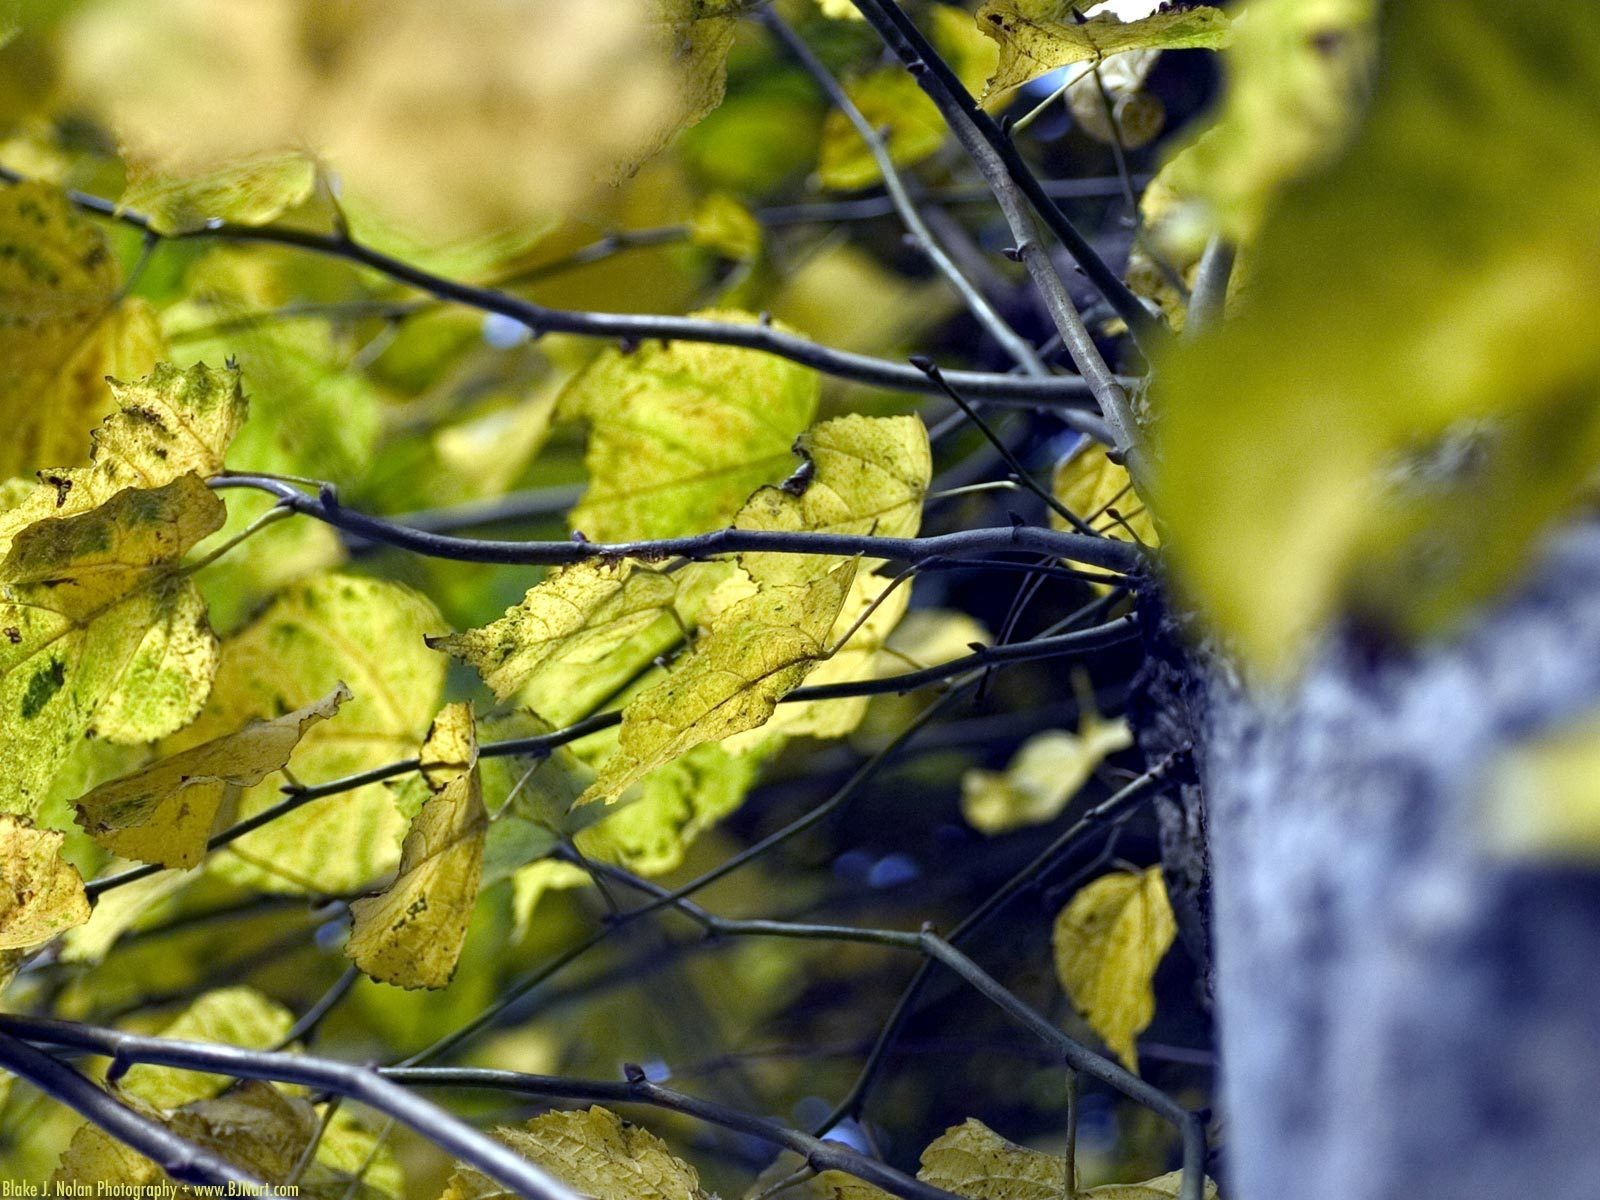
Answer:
120;150;317;236
1156;0;1600;674
347;702;487;989
73;683;351;870
441;1106;710;1200
118;986;295;1109
689;191;763;262
1052;867;1176;1070
977;0;1231;96
168;573;447;894
431;564;679;702
559;309;819;541
814;0;863;20
0;814;89;950
818;70;946;192
0;181;164;480
1481;711;1600;862
509;859;593;940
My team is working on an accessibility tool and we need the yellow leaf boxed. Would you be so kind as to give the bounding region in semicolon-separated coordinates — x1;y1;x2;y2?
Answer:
431;563;680;702
818;69;947;192
1052;439;1157;544
347;702;487;989
1155;0;1600;674
54;1121;164;1188
120;150;317;236
73;683;351;870
1052;867;1176;1070
580;559;856;806
168;573;447;894
917;1118;1218;1200
929;4;1002;98
0;181;165;480
441;1106;710;1200
0;814;89;950
165;1081;321;1184
815;0;864;20
559;309;819;541
961;719;1133;835
689;191;763;261
1159;0;1376;241
0;474;226;812
119;987;295;1109
977;0;1231;96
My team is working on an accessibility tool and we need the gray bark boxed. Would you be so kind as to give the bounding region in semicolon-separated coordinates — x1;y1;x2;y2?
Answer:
1191;525;1600;1199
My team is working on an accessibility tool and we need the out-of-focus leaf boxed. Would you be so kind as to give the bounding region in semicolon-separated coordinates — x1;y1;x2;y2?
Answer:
815;0;863;20
509;859;592;940
559;310;819;541
118;986;294;1108
347;702;486;989
0;181;165;480
167;574;446;894
73;684;350;869
120;151;317;236
53;1121;163;1187
0;814;89;950
977;0;1231;96
440;1106;711;1200
59;869;184;965
929;4;1001;98
1159;0;1376;240
1156;0;1600;674
690;191;762;262
961;718;1132;835
1051;867;1175;1070
1482;712;1600;861
818;69;946;192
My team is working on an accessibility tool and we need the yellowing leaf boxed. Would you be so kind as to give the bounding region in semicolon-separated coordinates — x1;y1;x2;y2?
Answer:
1053;439;1157;542
559;310;819;541
0;181;165;480
431;564;679;702
347;702;487;989
0;359;246;557
977;0;1231;95
690;192;763;262
1052;867;1176;1070
917;1118;1218;1200
581;559;856;806
818;69;947;192
0;814;90;950
73;683;351;870
1155;0;1600;674
0;474;226;813
916;1118;1066;1200
168;574;447;894
166;1081;321;1184
929;4;1002;98
120;151;317;236
1159;0;1376;240
119;987;295;1109
961;719;1133;835
442;1106;710;1200
815;0;864;20
54;1121;164;1188
510;859;592;940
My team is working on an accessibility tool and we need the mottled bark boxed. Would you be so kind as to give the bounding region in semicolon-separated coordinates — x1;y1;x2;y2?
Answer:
1193;525;1600;1199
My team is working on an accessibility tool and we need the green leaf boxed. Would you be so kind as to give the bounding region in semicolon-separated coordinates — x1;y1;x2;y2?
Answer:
818;70;947;192
559;309;819;541
73;683;351;870
0;181;165;480
118;986;295;1109
441;1106;710;1200
166;573;447;894
1051;867;1176;1071
164;1081;321;1184
977;0;1232;96
1155;0;1600;674
120;151;318;236
0;814;89;950
347;702;487;990
689;191;763;261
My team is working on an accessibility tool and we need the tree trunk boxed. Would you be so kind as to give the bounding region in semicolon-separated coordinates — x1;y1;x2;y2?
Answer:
1185;526;1600;1199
